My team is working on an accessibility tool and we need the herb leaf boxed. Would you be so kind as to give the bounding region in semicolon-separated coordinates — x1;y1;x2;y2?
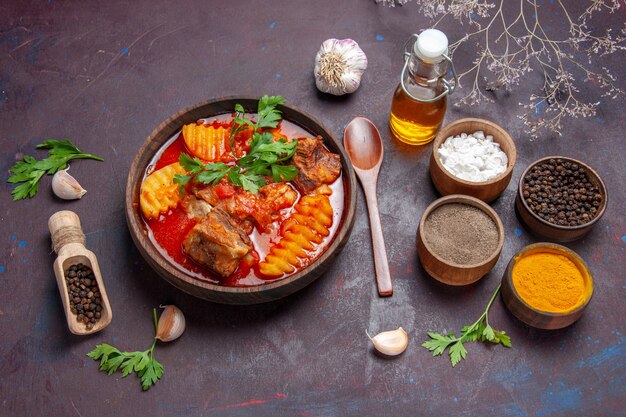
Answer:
138;356;164;391
179;95;298;194
178;153;205;174
7;139;104;200
422;285;511;367
239;173;265;194
120;351;149;377
256;95;286;129
195;166;229;185
422;332;455;357
86;309;165;391
271;164;298;182
87;343;122;365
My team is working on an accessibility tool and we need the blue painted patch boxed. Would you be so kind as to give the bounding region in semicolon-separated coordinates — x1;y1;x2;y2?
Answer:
121;48;128;54
268;21;276;29
10;236;16;240
576;342;626;369
535;100;544;116
18;241;27;247
28;38;41;65
550;0;555;3
453;397;459;403
621;236;626;243
21;259;27;264
514;228;523;236
375;35;384;41
275;73;281;80
537;385;582;417
0;84;7;104
493;363;534;384
470;12;477;19
261;46;267;52
227;352;235;363
0;266;5;272
408;376;414;384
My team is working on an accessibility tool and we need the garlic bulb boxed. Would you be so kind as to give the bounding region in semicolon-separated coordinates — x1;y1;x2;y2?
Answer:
52;168;86;200
367;327;409;356
314;38;368;95
156;305;186;342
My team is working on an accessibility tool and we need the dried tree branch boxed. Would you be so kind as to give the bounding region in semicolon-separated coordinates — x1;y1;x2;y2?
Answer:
377;0;625;138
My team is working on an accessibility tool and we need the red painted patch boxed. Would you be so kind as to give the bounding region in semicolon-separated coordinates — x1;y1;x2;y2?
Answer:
203;392;288;412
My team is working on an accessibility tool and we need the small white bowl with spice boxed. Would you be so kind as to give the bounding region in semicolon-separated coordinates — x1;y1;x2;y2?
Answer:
416;195;505;285
429;118;517;203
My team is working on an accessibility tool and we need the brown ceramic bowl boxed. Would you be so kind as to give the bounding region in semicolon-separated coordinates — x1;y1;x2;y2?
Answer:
429;118;517;203
416;195;505;286
516;156;607;242
125;97;357;304
501;243;593;329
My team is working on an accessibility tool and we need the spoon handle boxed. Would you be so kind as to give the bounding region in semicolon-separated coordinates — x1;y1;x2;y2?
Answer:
362;181;393;297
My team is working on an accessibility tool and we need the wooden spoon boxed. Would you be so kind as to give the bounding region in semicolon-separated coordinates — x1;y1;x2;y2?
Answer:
344;117;392;297
49;210;112;335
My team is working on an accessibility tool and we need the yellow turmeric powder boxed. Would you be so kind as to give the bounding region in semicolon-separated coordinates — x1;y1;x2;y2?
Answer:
512;250;588;313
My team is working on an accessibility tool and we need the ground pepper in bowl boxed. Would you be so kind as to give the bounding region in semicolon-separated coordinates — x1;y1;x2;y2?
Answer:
522;158;603;227
423;203;499;265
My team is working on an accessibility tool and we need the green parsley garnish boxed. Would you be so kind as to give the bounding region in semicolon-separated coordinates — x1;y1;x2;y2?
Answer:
87;308;164;391
422;284;511;367
7;139;104;200
174;95;298;194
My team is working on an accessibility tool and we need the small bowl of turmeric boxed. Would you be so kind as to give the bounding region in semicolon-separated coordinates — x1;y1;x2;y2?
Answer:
501;242;593;330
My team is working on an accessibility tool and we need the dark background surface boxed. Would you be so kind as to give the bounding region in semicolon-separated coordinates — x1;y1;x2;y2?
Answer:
1;1;624;416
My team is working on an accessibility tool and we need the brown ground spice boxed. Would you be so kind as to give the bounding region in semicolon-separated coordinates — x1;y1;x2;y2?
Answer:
423;203;499;265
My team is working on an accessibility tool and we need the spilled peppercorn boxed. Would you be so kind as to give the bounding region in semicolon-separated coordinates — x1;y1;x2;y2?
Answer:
65;263;102;330
522;158;603;227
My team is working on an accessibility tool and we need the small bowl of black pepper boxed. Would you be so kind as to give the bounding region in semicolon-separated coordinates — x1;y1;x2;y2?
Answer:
516;156;607;242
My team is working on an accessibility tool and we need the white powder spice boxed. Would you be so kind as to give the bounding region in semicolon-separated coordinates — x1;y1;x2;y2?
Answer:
437;131;508;182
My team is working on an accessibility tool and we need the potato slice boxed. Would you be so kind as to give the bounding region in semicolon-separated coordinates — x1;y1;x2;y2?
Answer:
182;124;230;162
140;162;187;219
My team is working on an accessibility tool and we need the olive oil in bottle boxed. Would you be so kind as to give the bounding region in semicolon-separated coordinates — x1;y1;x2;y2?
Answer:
389;29;456;145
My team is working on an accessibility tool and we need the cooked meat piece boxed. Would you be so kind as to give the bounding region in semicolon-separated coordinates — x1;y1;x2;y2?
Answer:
259;183;298;210
180;194;212;220
259;182;297;214
182;208;251;277
194;184;255;234
292;136;341;194
193;181;299;233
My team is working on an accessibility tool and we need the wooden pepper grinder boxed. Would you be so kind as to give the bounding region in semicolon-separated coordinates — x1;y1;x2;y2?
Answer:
49;210;112;335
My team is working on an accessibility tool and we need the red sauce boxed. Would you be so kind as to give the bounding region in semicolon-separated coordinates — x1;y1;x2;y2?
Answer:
142;115;345;287
153;134;187;171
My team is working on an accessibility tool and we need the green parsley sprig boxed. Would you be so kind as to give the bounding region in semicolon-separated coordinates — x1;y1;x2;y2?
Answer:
7;139;104;200
422;285;511;367
87;309;164;391
174;95;298;194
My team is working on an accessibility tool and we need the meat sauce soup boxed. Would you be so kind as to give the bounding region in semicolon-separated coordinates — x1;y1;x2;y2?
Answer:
141;113;344;287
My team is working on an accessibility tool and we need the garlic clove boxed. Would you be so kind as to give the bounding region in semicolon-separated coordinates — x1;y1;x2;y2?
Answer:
314;38;368;96
156;305;186;342
52;168;87;200
367;327;409;356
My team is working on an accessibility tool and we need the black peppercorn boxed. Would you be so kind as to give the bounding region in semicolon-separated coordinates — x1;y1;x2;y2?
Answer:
64;263;103;330
523;160;602;226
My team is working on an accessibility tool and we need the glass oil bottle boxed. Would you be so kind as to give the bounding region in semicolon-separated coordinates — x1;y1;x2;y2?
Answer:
389;29;457;145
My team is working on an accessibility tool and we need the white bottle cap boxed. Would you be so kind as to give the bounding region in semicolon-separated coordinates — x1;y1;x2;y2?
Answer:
414;29;449;63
